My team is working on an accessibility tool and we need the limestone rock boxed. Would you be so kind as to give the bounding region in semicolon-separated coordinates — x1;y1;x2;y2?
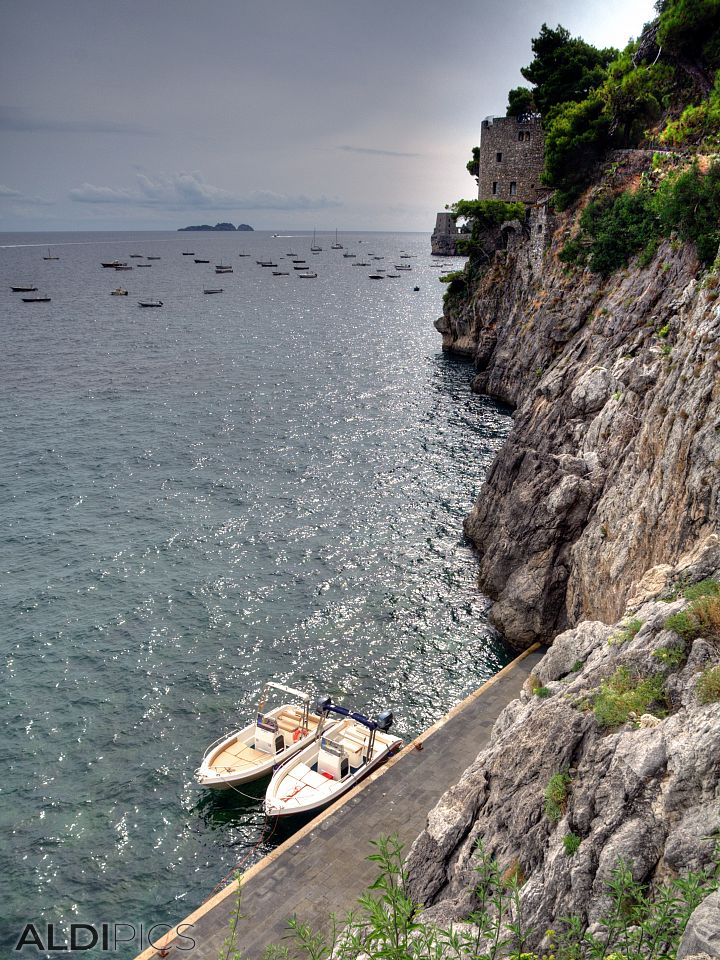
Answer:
678;892;720;960
437;158;719;647
406;573;720;950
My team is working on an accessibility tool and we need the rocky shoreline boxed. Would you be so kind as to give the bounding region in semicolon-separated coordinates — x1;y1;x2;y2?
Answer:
410;152;720;955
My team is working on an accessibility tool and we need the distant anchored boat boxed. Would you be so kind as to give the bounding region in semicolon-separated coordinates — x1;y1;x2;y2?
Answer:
43;248;59;260
101;260;127;268
10;284;38;292
22;294;51;302
138;298;163;307
203;288;223;294
111;288;128;296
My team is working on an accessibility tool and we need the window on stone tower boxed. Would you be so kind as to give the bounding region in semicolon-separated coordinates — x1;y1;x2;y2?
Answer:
492;181;498;195
510;182;517;196
496;152;502;162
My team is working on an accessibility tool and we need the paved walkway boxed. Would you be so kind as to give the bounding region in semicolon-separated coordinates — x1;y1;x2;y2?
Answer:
137;645;543;960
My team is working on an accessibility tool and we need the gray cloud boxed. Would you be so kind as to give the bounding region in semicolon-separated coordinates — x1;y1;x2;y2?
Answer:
339;145;423;158
0;106;154;136
0;183;54;205
69;172;341;211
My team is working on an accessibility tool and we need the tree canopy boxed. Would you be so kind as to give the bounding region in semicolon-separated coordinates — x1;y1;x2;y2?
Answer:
519;24;617;118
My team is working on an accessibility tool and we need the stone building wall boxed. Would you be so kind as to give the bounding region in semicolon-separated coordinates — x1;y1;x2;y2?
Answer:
431;211;462;256
478;116;545;204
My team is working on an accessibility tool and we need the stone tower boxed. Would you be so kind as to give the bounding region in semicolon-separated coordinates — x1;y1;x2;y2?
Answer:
477;115;545;204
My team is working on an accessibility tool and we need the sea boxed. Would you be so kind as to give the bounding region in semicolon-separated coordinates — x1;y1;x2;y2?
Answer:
0;230;513;956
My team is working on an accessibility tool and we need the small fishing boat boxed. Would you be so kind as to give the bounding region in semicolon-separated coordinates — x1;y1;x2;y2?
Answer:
137;263;151;267
298;271;318;278
387;274;400;278
352;262;370;266
115;264;133;271
195;682;335;789
195;259;210;264
343;252;356;258
272;271;290;276
10;284;37;292
258;261;277;268
22;294;51;302
215;264;233;273
413;286;420;291
368;274;385;279
111;288;128;296
138;298;163;307
204;288;223;294
238;253;250;257
101;260;127;268
43;248;59;260
394;264;412;271
129;254;143;258
293;265;311;270
147;256;161;260
182;251;195;256
264;698;401;817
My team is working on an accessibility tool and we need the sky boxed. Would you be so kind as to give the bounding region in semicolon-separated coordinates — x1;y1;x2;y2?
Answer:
0;0;657;233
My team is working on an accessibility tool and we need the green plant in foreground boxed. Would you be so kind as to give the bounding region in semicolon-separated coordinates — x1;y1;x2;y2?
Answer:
593;666;667;728
697;665;720;704
535;686;552;698
544;771;572;822
261;834;718;960
563;832;582;856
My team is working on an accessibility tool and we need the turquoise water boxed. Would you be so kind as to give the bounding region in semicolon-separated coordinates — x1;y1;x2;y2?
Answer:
0;231;512;955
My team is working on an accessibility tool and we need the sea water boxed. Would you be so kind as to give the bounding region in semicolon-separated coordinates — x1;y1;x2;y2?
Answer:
0;230;512;955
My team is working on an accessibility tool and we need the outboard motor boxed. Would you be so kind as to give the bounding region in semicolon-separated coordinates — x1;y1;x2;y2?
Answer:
316;695;333;714
375;709;394;732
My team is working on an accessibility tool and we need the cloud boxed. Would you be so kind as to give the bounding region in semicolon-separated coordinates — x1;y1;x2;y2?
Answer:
0;105;154;136
0;183;53;205
69;172;341;211
338;145;423;158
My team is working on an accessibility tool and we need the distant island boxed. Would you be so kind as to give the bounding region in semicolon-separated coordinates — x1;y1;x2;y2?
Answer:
177;222;254;232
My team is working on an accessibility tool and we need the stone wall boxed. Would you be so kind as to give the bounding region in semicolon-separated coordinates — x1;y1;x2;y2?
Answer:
478;116;545;204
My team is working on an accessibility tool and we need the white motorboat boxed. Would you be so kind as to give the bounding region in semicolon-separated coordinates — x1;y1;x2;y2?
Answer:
264;698;401;817
195;682;335;790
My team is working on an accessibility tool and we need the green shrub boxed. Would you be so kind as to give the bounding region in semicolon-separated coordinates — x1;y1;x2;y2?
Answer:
535;685;552;698
653;642;687;668
697;665;720;704
570;660;584;672
544;771;572;821
563;832;582;856
593;667;667;728
263;835;719;960
610;617;643;645
683;578;720;601
665;592;720;641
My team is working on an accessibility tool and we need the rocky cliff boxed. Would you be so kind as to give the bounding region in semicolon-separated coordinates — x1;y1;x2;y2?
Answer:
436;153;720;650
409;150;720;954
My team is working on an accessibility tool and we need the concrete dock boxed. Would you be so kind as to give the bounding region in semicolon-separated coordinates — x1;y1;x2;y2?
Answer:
137;644;543;960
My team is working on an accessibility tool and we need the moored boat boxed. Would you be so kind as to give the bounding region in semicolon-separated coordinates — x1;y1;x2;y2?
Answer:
22;294;51;302
10;284;37;292
111;288;128;296
203;288;223;294
195;682;336;789
264;698;401;817
138;298;163;307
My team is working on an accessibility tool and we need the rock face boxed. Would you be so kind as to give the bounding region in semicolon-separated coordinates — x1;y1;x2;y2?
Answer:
438;154;720;648
405;549;720;949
